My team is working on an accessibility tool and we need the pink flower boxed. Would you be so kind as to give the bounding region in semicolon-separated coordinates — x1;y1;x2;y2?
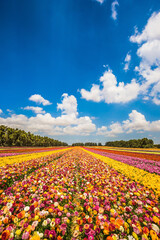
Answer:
22;231;29;240
66;212;71;217
55;218;61;224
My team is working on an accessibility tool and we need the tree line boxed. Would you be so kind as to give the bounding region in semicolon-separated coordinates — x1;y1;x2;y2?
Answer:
72;142;102;146
72;138;157;148
0;125;68;147
105;138;154;148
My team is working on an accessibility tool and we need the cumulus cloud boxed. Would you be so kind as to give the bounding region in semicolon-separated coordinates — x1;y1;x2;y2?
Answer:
130;11;160;105
80;69;140;104
0;109;2;114
29;94;52;106
130;12;160;44
80;85;102;103
0;94;96;136
57;93;78;116
97;122;123;137
124;53;131;72
111;0;119;20
97;110;160;137
23;106;46;114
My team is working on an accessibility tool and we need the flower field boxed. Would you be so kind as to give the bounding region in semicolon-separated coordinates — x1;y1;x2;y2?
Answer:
0;147;160;240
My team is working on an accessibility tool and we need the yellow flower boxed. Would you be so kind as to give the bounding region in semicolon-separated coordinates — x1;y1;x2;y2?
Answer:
30;235;40;240
132;232;138;240
15;229;21;236
34;215;39;221
142;234;149;240
58;205;63;211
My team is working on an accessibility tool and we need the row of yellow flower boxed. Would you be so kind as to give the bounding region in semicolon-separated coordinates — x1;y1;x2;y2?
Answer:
83;149;160;196
0;148;70;167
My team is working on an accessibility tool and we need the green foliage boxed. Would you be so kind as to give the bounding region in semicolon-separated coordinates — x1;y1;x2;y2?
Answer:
72;142;98;146
0;125;68;146
105;138;154;148
72;142;84;146
154;144;160;148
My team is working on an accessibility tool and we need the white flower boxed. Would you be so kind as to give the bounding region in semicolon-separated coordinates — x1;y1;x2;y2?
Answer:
39;233;43;238
7;202;12;209
54;202;59;207
42;220;48;226
128;235;135;240
47;218;51;224
50;221;55;227
120;226;124;232
24;206;30;212
152;224;159;234
153;207;159;213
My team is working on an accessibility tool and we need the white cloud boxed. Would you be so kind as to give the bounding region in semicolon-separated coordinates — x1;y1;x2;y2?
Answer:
23;106;46;114
80;84;102;102
80;69;140;104
130;12;160;44
129;11;160;105
123;110;160;133
137;40;160;66
97;110;160;137
97;122;123;137
0;94;96;136
0;109;2;114
111;0;119;20
124;53;131;72
57;93;78;116
29;94;52;106
123;110;149;133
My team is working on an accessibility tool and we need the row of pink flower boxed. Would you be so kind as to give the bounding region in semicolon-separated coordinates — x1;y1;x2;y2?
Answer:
0;148;64;157
0;151;65;190
85;148;160;175
0;150;76;239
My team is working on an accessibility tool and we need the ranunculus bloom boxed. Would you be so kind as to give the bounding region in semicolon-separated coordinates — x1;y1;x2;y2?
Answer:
2;230;10;240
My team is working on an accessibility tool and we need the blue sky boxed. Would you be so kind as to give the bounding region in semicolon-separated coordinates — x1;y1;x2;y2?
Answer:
0;0;160;144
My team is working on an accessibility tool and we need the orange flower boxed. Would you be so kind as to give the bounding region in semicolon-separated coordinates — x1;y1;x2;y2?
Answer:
99;207;104;214
106;236;113;240
17;210;25;219
116;218;123;226
110;217;116;224
3;218;8;224
104;228;109;235
77;219;83;225
84;224;90;230
96;219;100;226
1;230;10;240
153;216;160;225
150;230;158;240
34;201;38;208
88;217;92;223
57;236;62;240
48;208;53;213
